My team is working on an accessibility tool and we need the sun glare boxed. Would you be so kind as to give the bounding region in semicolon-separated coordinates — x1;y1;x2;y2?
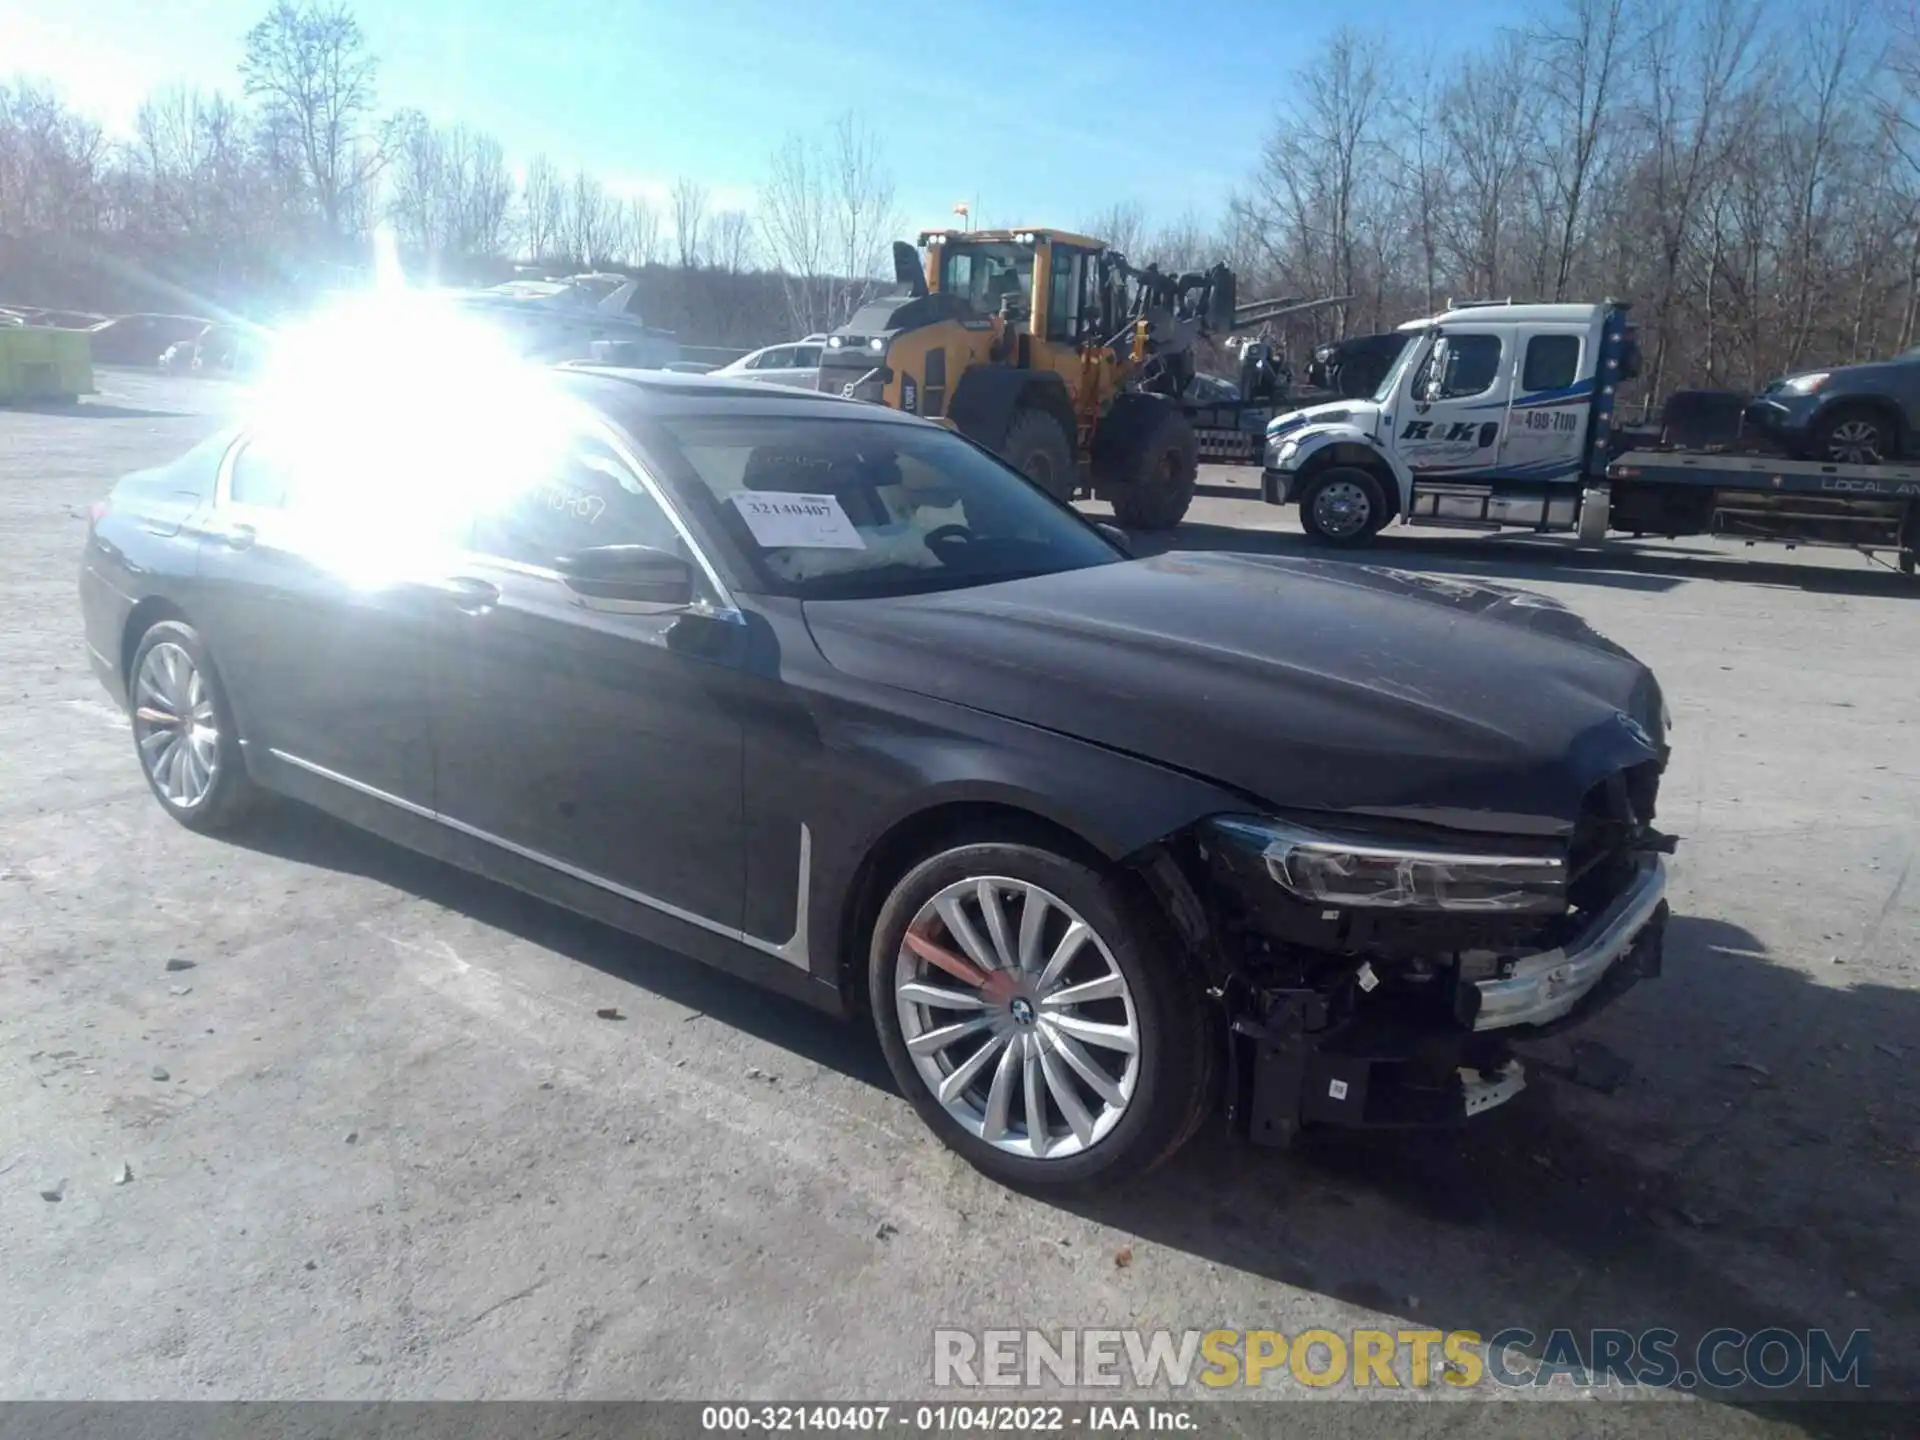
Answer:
239;285;577;588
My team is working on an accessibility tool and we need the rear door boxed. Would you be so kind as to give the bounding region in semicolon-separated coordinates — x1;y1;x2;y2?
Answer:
1395;328;1512;480
187;428;449;811
1498;327;1591;483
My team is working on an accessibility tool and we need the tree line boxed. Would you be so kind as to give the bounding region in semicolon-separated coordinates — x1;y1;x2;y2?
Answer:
0;1;901;346
1197;0;1920;405
5;0;1918;390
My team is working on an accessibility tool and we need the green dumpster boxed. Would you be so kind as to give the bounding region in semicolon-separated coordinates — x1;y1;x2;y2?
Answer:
0;326;96;403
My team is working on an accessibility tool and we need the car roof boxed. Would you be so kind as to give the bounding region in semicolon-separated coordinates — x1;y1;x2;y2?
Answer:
555;365;929;427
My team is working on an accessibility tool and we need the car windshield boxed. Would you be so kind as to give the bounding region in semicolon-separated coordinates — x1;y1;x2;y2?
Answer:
1373;333;1426;403
644;415;1122;599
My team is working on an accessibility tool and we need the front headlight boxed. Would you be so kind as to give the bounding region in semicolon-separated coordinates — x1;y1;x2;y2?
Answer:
1778;372;1828;395
1210;817;1566;914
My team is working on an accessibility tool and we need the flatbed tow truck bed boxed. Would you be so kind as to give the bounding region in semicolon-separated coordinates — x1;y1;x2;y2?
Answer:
1603;449;1920;574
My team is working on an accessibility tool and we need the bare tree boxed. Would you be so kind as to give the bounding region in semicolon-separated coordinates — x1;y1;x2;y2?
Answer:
238;0;390;240
1244;28;1394;332
1439;33;1536;297
520;151;563;262
758;133;832;333
562;167;621;266
1081;200;1148;257
671;175;707;268
624;196;662;266
710;209;755;273
1531;0;1630;298
827;113;899;321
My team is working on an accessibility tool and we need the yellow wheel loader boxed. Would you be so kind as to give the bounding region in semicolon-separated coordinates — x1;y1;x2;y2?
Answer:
816;228;1343;530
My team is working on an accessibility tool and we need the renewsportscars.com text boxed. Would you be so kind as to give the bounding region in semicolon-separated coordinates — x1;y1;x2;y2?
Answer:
933;1327;1871;1392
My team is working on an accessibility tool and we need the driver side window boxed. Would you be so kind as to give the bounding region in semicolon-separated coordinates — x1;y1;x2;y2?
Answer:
1416;334;1504;401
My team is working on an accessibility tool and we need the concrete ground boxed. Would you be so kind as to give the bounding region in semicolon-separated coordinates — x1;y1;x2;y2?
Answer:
1;371;1914;1430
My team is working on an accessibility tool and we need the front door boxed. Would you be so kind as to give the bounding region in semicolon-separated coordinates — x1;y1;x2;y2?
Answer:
1394;327;1513;482
1498;326;1591;483
431;428;746;931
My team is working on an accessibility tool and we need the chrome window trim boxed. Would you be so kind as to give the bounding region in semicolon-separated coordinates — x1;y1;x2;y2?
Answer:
269;749;809;970
208;412;745;624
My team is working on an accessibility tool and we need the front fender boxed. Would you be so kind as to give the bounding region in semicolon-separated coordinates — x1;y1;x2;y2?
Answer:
1270;425;1413;513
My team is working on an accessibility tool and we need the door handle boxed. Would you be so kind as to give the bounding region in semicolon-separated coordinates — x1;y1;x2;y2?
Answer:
220;522;257;550
438;576;500;613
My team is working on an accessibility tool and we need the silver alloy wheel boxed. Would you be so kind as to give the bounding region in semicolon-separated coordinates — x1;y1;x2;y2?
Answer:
894;877;1141;1160
1825;419;1885;465
133;642;220;809
1312;479;1372;538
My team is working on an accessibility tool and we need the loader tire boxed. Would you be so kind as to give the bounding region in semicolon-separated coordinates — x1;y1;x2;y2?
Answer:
1001;407;1076;503
1100;402;1198;532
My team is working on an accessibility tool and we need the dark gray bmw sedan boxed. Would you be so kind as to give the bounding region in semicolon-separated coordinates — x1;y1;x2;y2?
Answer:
80;363;1673;1187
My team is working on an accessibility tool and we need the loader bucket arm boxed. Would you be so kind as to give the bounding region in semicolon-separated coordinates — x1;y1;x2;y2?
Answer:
1229;293;1354;331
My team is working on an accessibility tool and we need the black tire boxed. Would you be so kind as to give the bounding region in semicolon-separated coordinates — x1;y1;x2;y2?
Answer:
1809;405;1900;466
868;841;1215;1189
1001;407;1076;503
1298;465;1389;546
127;620;258;832
1100;401;1199;531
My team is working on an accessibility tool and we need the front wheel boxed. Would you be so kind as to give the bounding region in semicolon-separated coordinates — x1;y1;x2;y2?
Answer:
1298;466;1388;546
1001;407;1076;503
128;620;258;832
869;842;1214;1188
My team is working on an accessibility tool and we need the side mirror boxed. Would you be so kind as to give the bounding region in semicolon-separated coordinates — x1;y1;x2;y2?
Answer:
558;544;694;609
1094;521;1132;555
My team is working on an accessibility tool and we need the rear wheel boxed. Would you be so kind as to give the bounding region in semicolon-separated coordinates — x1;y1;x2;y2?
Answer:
128;620;257;832
1103;405;1199;531
869;841;1214;1188
1001;407;1075;503
1810;406;1899;466
1299;465;1389;546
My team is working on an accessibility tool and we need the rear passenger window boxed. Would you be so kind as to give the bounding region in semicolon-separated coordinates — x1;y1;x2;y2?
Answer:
227;436;292;508
473;437;683;570
1523;335;1581;392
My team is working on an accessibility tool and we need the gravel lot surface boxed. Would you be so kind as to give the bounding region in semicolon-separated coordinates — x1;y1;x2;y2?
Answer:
2;371;1914;1433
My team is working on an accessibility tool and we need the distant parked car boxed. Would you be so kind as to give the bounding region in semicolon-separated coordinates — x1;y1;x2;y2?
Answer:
714;336;828;391
84;313;212;365
1742;351;1920;465
1185;373;1241;404
1307;332;1412;399
190;326;267;378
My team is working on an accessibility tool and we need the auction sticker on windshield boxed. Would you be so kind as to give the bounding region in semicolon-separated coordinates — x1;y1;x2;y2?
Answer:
729;491;866;549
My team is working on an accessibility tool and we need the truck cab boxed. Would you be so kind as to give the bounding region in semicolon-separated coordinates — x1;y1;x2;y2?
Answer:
1262;302;1633;544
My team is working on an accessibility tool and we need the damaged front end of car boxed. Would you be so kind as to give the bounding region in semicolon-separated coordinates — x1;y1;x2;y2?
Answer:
1168;760;1675;1144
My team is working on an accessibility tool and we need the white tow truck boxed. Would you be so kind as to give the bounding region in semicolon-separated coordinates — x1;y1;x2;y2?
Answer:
1259;300;1920;574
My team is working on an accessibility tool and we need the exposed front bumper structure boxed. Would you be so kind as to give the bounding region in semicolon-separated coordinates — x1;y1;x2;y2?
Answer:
1225;857;1670;1145
1472;856;1668;1031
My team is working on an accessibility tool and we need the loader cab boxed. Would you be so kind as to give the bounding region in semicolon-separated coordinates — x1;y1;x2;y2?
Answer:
922;229;1108;346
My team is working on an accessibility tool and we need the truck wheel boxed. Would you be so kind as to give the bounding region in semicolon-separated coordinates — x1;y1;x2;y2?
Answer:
1002;408;1075;503
1810;407;1899;466
1107;410;1199;531
1299;466;1388;546
868;840;1215;1188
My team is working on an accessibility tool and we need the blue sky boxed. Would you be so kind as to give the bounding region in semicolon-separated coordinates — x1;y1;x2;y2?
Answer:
12;0;1534;235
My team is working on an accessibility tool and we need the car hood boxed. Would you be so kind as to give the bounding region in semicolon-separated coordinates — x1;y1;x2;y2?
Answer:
802;552;1666;836
1267;400;1380;440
